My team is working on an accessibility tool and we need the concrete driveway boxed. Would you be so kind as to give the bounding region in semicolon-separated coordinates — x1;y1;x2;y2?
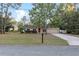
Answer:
47;28;79;45
52;33;79;45
0;45;79;56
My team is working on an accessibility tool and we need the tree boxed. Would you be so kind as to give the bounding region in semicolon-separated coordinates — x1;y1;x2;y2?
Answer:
29;3;57;32
0;3;21;34
29;3;79;34
57;3;79;34
17;21;24;32
21;16;27;25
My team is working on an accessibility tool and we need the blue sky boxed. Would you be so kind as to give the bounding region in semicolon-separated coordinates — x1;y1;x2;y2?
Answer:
21;3;33;10
11;3;33;22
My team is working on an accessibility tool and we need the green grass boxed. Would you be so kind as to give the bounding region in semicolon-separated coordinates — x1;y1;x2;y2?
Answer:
0;32;68;45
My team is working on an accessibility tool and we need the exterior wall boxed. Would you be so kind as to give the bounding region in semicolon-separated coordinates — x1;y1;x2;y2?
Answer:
13;24;18;31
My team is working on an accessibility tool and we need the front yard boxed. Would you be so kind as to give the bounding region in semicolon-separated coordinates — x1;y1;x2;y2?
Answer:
0;32;68;45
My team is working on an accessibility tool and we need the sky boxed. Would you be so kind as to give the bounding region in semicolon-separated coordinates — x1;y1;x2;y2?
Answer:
11;3;33;22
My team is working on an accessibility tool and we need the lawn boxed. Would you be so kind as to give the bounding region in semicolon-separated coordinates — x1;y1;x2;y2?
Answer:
0;32;68;45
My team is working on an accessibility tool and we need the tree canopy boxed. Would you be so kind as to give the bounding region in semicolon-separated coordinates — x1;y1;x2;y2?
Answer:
0;3;21;33
29;3;79;34
29;3;56;28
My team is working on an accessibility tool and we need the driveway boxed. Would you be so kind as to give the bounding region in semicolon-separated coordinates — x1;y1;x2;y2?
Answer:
52;34;79;45
0;45;79;56
47;28;79;45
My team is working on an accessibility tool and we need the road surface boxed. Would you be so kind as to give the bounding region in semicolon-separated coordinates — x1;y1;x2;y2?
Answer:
0;45;79;56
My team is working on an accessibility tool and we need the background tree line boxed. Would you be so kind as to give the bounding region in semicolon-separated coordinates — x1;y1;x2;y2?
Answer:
29;3;79;34
0;3;21;34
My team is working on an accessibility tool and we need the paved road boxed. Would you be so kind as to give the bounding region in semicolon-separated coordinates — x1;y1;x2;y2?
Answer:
0;45;79;56
52;34;79;45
